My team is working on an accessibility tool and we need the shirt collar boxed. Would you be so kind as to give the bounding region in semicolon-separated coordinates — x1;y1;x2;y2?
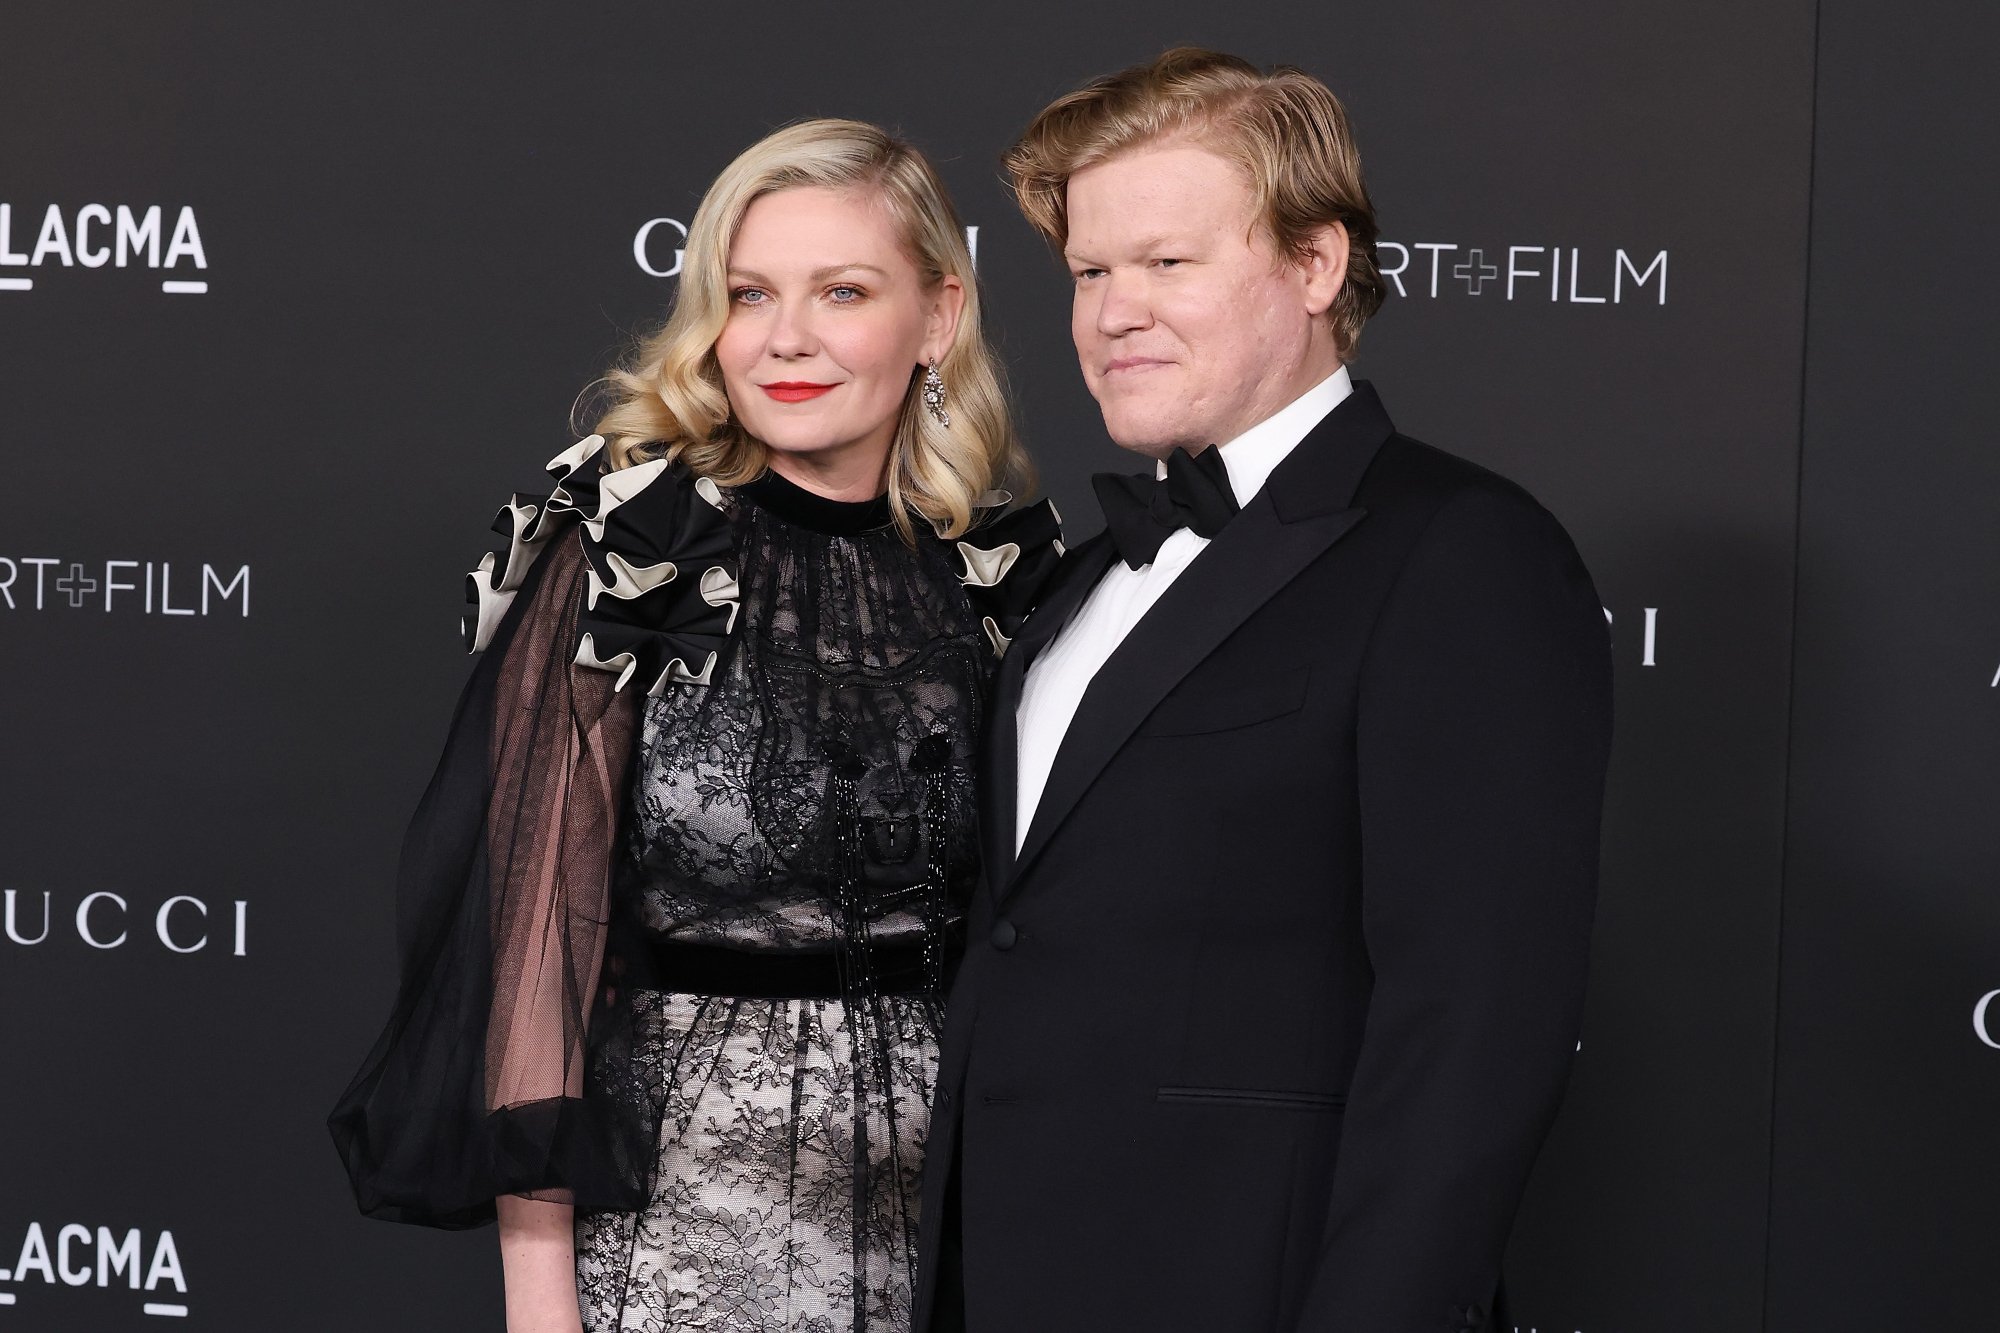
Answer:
1153;365;1354;507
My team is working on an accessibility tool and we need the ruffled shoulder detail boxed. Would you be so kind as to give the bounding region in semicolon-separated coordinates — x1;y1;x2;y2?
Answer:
463;436;742;693
572;456;740;694
943;492;1065;657
463;436;610;652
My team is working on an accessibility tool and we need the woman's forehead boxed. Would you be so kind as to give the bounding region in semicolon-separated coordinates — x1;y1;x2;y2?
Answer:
729;186;910;276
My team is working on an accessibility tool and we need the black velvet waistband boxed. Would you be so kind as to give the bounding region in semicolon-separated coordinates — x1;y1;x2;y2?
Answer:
633;937;934;1000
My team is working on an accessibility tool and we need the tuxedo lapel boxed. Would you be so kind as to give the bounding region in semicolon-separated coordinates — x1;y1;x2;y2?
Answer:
1006;498;1364;890
1013;533;1120;675
979;534;1118;900
1003;381;1397;895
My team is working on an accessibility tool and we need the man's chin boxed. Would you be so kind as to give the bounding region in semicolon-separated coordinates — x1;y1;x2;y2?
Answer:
1104;425;1201;460
1100;409;1198;460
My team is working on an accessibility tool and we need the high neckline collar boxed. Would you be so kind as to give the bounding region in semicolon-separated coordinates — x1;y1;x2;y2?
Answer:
740;468;895;536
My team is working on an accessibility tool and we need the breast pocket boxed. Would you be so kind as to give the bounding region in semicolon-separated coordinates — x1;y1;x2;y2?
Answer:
1137;664;1311;738
1155;1085;1346;1112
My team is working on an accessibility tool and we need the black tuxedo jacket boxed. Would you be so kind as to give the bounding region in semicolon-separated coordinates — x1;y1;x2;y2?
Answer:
914;383;1614;1333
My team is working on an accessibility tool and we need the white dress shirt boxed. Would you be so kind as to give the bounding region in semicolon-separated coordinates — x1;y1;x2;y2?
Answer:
1014;366;1354;851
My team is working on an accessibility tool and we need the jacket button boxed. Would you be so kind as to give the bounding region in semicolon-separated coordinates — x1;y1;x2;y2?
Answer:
989;919;1018;950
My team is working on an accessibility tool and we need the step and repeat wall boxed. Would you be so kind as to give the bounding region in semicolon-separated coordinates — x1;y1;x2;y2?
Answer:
1;2;1992;1330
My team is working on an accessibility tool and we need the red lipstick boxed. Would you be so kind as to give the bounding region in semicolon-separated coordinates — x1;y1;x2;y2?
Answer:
761;381;838;402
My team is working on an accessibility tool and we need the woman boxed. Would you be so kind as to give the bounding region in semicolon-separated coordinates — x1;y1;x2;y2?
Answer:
329;119;1061;1333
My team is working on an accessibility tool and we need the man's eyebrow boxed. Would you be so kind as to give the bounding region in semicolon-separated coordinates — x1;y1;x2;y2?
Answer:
1063;237;1180;264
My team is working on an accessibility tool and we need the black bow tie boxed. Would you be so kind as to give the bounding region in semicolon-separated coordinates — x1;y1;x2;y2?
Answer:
1091;446;1240;570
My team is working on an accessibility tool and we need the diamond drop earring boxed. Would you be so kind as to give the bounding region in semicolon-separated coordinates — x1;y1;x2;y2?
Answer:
921;362;950;427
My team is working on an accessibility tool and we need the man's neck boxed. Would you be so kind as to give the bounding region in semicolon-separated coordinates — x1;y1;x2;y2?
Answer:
1196;365;1354;506
1216;361;1348;453
1201;341;1346;452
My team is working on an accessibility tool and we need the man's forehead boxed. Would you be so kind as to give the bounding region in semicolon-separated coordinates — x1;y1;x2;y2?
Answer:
1066;153;1254;252
1067;228;1187;257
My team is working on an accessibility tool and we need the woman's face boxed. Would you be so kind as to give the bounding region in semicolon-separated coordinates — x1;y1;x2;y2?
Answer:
715;186;963;494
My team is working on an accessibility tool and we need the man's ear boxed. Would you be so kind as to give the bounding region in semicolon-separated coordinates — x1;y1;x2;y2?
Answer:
1299;222;1350;317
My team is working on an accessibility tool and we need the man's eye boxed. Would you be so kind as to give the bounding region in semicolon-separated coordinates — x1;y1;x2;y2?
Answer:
1154;258;1183;269
1073;268;1105;282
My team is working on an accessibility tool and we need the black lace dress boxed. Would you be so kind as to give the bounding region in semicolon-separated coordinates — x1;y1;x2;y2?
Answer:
329;436;1059;1333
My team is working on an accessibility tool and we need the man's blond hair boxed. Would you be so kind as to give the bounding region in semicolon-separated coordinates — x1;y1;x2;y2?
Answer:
1006;47;1385;359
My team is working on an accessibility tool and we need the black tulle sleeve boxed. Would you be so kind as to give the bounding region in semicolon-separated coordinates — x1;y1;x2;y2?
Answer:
328;532;651;1229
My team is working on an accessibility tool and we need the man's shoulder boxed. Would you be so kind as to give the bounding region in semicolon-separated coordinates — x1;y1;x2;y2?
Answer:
1361;433;1540;514
1357;433;1584;568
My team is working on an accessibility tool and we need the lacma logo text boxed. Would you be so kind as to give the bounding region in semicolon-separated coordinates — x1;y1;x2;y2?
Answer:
0;204;210;295
0;1222;189;1318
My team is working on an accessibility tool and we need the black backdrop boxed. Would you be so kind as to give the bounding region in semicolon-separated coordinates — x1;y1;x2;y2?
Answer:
1;3;1992;1330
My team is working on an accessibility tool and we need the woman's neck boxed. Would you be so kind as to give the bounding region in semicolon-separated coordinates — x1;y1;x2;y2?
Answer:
763;443;892;502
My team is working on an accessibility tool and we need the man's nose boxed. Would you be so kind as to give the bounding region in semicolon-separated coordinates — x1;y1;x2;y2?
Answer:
1096;268;1154;336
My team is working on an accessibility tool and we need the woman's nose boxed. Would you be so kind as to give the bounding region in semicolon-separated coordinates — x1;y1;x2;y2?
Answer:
767;300;818;357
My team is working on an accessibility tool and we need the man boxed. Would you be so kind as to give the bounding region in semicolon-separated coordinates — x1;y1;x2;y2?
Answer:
918;47;1613;1333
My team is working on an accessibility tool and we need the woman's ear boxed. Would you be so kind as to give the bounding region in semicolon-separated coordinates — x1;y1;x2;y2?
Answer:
921;273;968;365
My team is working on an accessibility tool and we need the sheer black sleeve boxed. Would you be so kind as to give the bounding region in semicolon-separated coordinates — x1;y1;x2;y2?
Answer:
328;532;650;1229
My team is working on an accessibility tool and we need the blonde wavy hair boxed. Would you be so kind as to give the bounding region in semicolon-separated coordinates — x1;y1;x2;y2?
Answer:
590;119;1028;541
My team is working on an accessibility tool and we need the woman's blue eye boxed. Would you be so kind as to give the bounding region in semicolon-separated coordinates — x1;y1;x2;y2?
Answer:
732;288;768;305
828;285;863;302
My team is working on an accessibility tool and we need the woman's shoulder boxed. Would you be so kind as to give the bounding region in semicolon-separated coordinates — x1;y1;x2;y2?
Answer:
462;435;610;653
935;491;1066;658
463;435;741;693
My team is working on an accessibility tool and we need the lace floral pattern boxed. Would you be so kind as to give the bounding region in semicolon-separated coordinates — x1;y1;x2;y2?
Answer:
576;475;990;1332
575;992;939;1332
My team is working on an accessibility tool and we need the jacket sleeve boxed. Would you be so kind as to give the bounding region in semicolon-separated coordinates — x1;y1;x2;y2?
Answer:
1297;484;1613;1331
328;533;650;1228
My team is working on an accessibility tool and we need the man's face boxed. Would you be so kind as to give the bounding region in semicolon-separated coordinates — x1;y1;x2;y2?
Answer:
1065;141;1340;458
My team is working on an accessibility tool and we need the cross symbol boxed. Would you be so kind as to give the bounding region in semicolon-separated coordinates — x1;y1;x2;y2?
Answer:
1454;248;1499;296
56;562;98;608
